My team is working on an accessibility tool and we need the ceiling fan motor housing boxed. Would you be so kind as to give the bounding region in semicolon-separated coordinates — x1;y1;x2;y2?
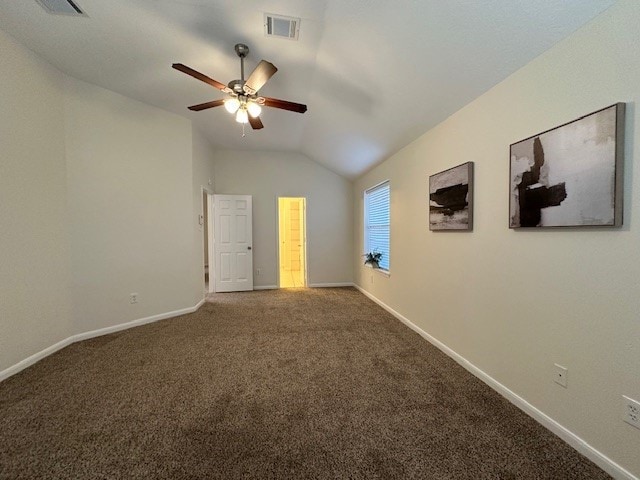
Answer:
228;79;244;94
234;43;249;58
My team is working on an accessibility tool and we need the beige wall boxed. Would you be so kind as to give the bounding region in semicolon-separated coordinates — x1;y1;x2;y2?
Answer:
0;29;73;371
213;150;353;288
192;129;216;300
354;1;640;476
0;28;214;373
64;78;196;332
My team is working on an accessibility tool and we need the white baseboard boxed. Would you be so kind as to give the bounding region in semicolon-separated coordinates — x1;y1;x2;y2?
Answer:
74;299;205;342
353;284;637;480
0;298;206;383
253;285;278;290
0;337;75;383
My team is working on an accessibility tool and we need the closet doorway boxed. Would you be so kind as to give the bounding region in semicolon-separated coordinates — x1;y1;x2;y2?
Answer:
278;197;307;288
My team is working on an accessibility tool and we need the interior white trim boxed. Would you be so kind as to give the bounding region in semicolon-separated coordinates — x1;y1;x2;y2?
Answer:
253;285;279;290
353;284;637;480
0;298;206;383
363;265;391;277
203;187;215;295
0;337;75;383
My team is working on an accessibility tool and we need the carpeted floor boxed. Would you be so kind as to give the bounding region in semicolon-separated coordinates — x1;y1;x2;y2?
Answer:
0;287;609;479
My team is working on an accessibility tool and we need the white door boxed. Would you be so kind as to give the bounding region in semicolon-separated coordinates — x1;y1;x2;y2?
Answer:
213;194;253;292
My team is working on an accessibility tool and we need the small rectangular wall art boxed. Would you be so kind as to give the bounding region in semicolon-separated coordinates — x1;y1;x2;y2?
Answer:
509;103;625;228
429;161;474;231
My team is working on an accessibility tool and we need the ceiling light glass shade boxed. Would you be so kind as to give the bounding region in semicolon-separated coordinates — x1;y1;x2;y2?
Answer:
247;102;262;118
235;108;249;124
224;98;240;113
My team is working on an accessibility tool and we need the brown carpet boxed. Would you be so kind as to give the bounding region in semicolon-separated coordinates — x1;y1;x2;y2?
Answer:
0;287;609;479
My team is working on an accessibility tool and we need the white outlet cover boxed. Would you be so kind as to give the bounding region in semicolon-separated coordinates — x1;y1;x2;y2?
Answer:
554;363;568;388
623;395;640;429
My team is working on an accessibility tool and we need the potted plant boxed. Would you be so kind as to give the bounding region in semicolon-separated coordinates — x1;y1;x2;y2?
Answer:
363;250;383;268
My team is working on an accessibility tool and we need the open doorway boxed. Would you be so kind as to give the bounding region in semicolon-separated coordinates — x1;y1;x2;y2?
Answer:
203;189;214;294
278;197;307;288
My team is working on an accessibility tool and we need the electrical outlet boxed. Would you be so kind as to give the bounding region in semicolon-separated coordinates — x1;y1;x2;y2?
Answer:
130;293;138;304
554;363;568;388
623;395;640;429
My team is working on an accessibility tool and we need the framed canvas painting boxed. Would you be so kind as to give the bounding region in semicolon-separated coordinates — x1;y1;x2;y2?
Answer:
509;103;625;228
429;162;474;231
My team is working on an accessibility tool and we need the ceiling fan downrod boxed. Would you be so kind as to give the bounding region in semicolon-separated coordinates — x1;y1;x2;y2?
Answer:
234;43;249;83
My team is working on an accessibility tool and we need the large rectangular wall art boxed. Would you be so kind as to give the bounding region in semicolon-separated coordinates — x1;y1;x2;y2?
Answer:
429;161;474;231
509;103;625;228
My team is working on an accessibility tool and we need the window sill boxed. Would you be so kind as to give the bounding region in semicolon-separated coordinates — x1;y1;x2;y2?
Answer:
364;264;390;277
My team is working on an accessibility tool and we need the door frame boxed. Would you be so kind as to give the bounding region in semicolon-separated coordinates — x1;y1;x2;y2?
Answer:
202;186;215;294
276;196;308;288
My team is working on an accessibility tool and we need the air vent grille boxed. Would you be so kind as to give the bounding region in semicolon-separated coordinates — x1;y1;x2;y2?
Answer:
264;13;300;40
36;0;86;16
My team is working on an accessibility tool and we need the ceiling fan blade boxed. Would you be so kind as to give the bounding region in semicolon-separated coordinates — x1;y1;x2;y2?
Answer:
172;63;231;93
248;115;264;130
262;97;307;114
243;60;278;95
188;99;225;111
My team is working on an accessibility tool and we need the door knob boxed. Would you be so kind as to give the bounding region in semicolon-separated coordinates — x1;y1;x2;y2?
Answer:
247;246;252;250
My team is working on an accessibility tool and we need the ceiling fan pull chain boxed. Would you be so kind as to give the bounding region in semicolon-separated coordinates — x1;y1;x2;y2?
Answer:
242;123;246;138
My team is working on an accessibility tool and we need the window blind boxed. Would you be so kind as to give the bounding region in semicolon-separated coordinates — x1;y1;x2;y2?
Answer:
364;181;390;271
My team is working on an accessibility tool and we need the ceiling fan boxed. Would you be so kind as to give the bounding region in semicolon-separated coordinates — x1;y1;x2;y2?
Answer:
172;43;307;131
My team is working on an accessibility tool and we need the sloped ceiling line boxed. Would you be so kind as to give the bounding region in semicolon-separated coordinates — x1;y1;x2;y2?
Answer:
0;0;615;179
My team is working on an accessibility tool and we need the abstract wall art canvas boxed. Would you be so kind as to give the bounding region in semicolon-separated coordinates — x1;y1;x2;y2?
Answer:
429;162;473;231
509;103;625;228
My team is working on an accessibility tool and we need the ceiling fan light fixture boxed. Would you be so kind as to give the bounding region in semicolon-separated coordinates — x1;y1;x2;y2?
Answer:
224;97;240;113
174;43;307;133
235;108;249;124
247;102;262;118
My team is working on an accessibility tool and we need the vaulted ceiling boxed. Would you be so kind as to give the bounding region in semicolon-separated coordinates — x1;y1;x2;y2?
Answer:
0;0;615;179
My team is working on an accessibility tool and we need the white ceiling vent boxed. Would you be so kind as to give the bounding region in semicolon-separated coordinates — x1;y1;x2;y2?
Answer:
36;0;86;16
264;13;300;41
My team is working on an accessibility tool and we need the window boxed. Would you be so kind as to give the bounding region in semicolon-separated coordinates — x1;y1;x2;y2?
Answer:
364;181;390;271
